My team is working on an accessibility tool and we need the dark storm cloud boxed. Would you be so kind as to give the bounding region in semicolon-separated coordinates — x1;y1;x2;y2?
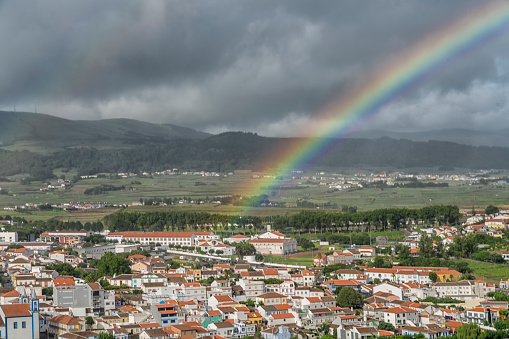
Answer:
0;0;507;135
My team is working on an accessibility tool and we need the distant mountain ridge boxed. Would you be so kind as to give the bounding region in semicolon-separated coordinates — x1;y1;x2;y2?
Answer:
1;111;507;148
350;128;509;147
0;111;210;145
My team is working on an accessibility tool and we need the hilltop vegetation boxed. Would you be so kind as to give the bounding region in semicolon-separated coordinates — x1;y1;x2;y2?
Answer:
4;112;509;180
4;132;509;180
0;111;210;146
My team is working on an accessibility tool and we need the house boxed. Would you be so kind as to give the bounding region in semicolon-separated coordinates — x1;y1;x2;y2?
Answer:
337;325;392;339
207;322;234;338
326;280;362;293
465;307;498;325
237;280;264;300
246;312;263;329
152;302;178;326
208;295;234;309
140;329;168;339
48;315;83;336
382;307;419;328
400;326;449;339
268;313;296;327
169;324;197;339
261;326;291;339
326;251;354;265
306;308;335;328
373;283;404;300
202;310;222;328
107;274;133;287
132;274;167;289
233;322;256;339
432;280;495;300
494;251;509;261
256;293;288;306
333;270;363;280
313;255;327;267
435;270;462;282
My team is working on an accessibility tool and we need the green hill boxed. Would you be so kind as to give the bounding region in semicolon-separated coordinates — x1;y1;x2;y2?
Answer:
0;111;210;147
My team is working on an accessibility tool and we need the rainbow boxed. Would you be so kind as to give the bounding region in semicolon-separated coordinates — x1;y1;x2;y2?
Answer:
239;0;509;203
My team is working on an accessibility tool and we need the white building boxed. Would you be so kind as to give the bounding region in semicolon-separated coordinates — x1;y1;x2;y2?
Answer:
382;307;419;328
248;239;297;255
237;280;264;300
0;232;17;243
0;289;40;339
106;231;220;246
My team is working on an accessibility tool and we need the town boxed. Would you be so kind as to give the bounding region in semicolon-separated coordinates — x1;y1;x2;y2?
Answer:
0;207;508;339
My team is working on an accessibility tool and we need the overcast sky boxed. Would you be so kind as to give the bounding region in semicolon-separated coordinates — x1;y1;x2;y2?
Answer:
1;0;509;136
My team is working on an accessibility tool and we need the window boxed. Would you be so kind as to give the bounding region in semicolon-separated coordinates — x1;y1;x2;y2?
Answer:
13;322;17;329
22;322;26;328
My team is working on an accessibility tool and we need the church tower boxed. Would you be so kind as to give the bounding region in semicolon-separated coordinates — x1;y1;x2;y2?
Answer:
19;286;29;304
29;286;40;339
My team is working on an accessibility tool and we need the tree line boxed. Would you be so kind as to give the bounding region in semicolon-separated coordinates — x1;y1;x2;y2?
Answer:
101;205;460;236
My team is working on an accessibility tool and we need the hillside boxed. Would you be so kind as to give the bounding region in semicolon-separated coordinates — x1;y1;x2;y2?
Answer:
3;132;509;179
0;111;210;146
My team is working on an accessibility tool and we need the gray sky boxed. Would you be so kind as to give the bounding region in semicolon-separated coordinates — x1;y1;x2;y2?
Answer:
1;0;509;136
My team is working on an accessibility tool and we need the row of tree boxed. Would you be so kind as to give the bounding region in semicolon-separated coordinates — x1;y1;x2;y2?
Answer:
103;205;461;235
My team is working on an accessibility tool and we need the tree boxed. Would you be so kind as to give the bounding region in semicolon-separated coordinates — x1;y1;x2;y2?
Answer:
377;321;395;332
373;256;385;268
398;245;411;265
7;244;24;249
419;234;434;259
233;242;256;258
85;316;95;326
97;252;131;277
429;272;438;283
485;205;500;215
317;323;330;336
493;320;508;330
336;287;362;308
97;333;114;339
246;299;255;307
456;323;481;339
42;287;53;296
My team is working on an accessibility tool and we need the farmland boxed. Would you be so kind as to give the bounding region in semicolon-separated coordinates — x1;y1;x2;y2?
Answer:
1;168;509;223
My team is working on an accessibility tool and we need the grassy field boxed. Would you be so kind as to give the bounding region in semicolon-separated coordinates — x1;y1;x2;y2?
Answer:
467;261;509;284
0;169;509;222
264;252;317;267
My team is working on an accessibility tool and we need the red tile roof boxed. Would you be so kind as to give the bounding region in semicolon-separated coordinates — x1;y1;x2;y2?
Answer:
49;314;81;325
1;304;31;317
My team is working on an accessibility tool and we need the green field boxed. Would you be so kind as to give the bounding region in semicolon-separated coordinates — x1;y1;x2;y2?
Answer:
467;260;509;284
264;252;317;267
1;169;509;222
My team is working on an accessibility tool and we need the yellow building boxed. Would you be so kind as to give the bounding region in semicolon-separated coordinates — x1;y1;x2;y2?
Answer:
436;270;462;282
246;312;263;330
48;315;83;335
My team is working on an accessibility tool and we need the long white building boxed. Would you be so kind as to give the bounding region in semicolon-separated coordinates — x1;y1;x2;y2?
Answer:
106;231;220;246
